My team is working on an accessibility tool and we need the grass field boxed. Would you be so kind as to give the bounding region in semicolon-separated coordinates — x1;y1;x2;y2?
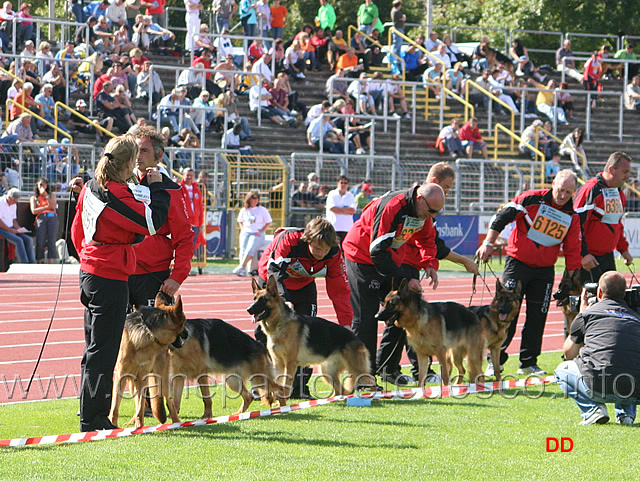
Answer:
1;352;637;480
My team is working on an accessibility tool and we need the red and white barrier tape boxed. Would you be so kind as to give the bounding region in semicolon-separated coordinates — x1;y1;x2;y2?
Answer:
0;375;556;447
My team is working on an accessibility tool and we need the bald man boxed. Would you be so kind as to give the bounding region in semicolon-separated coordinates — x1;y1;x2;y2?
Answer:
342;183;443;384
556;271;640;425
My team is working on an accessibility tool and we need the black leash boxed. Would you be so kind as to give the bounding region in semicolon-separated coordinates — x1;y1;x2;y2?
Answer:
26;192;76;393
468;256;493;306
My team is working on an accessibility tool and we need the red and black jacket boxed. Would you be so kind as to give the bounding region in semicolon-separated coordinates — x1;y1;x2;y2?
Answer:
490;188;581;269
133;174;194;284
71;179;170;281
342;186;438;281
574;173;629;257
258;228;352;326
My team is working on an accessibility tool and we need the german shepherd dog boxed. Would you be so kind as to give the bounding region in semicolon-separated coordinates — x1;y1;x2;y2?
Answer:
109;293;186;428
154;317;288;419
553;268;582;337
247;276;375;396
470;280;522;381
376;279;485;386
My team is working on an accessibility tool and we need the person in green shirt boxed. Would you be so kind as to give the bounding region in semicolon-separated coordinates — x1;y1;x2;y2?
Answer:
614;43;638;78
316;0;336;31
357;0;378;35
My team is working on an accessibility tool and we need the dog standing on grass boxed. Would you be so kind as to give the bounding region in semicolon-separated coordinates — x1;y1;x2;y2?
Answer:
248;276;375;396
376;278;485;386
155;317;288;419
109;294;186;428
470;280;522;381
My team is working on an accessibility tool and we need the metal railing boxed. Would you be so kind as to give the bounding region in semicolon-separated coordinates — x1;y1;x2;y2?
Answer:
494;123;545;186
346;25;406;79
564;32;621;56
535;125;586;168
509;29;563;62
452;26;509;53
10;17;90;57
188;31;277;68
6;97;73;142
54;101;115;140
465;79;516;149
155;102;228;149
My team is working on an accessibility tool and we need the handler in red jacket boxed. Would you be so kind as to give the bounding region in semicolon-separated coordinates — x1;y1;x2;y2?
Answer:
179;167;205;247
574;151;633;284
342;183;442;380
256;217;351;399
71;134;170;432
477;169;582;376
129;126;194;308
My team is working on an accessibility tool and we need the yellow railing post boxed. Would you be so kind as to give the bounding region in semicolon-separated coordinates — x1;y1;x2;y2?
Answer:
346;25;406;80
6;99;73;142
54;101;116;140
494;123;545;185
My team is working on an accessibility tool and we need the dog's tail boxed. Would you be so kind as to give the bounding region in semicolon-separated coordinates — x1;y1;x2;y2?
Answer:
344;342;374;393
148;381;167;423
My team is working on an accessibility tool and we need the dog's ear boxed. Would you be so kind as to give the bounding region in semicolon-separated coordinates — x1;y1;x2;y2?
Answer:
172;295;183;316
398;278;409;296
496;279;503;293
514;280;522;298
251;277;260;294
267;275;279;298
154;292;167;307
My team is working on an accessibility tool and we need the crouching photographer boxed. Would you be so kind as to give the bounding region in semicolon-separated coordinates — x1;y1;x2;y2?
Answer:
555;271;640;425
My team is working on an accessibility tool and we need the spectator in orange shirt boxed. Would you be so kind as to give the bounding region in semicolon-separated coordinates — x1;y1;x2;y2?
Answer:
269;0;287;40
336;47;363;77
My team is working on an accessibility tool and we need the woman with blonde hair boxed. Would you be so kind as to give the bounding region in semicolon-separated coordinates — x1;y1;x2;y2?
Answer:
78;52;104;85
70;134;170;432
233;190;272;277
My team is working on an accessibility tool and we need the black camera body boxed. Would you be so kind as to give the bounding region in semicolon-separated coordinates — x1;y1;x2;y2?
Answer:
568;283;598;313
624;285;640;313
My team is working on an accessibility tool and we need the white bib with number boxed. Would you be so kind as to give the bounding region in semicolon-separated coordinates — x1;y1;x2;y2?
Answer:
527;204;572;247
601;188;623;224
391;216;426;249
128;183;151;204
82;189;107;245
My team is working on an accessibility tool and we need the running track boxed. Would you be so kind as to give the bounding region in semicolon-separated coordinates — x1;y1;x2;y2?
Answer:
0;269;598;404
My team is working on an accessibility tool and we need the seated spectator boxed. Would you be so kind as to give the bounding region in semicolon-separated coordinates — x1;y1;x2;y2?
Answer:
335;99;370;154
310;27;329;67
21;59;42;96
131;13;150;50
270;39;286;74
422;62;447;98
336;47;364;78
221;90;251;138
472;35;491;71
33;83;71;133
509;38;546;82
284;40;306;79
559;127;587;171
17;2;34;45
147;16;176;52
42;63;66;103
488;67;519;115
347;73;375;115
10;82;43;126
215;53;239;91
113;23;134;55
248;82;290;126
442;34;471;68
459;117;488;159
327;29;348;71
519;119;546;159
425;31;442;51
96;80;130;133
191;90;215;133
267;78;298;126
20;39;36;58
350;30;367;65
75;16;100;53
112;84;136;126
583;51;602;100
136;60;165;104
36;41;54;76
93;15;115;54
171;127;200;167
178;61;205;100
0;188;35;264
468;69;492;109
432;43;452;70
529;77;568;125
447;62;466;96
251;51;273;87
129;47;149;68
68;98;114;142
2;113;34;143
274;71;306;116
557;81;574;119
109;61;131;97
363;29;385;70
157;88;183;132
213;28;233;62
249;39;265;64
223;122;254;155
556;39;583;82
403;45;428;82
625;74;640;111
307;113;354;154
299;32;318;71
512;78;537;117
325;68;350;100
614;43;638;79
193;23;213;57
436;118;465;158
385;73;410;118
305;100;331;127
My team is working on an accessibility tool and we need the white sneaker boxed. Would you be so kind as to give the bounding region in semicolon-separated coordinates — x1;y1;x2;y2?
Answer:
517;365;546;376
580;405;609;425
403;113;411;119
356;147;366;154
515;68;524;76
484;362;503;377
232;266;248;277
296;72;306;79
392;112;401;118
617;415;634;425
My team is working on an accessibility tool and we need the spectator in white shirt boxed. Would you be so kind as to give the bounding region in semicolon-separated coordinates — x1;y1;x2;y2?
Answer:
325;175;356;245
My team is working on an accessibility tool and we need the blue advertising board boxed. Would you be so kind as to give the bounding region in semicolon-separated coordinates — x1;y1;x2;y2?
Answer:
434;215;478;256
205;209;227;256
